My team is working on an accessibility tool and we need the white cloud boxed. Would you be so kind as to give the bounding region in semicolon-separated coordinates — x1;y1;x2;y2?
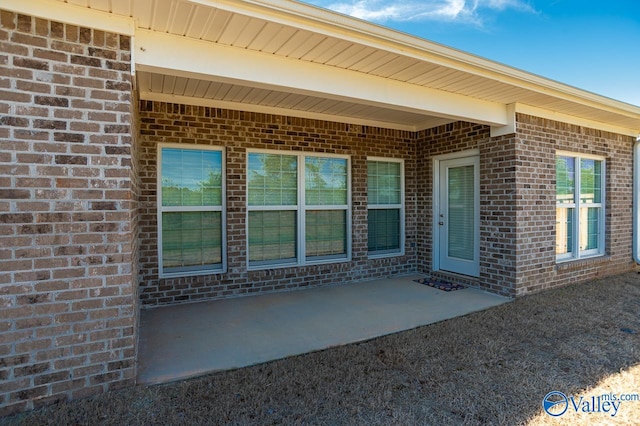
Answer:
314;0;535;24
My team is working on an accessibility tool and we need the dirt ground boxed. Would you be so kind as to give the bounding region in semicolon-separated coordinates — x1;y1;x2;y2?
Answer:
3;272;640;425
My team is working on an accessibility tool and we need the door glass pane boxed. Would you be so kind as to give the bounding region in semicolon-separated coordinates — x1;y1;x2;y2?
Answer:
448;165;474;261
556;207;574;255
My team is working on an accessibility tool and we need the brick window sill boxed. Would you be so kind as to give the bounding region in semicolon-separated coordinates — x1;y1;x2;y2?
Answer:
556;255;611;271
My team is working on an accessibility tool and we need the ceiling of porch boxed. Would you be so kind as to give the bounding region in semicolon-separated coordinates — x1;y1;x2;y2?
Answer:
135;71;455;130
35;0;640;133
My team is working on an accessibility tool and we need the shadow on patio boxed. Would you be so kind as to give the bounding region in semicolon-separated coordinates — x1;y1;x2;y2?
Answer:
137;274;509;385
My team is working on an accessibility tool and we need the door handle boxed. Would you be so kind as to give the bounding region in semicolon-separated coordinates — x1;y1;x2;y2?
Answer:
439;221;444;226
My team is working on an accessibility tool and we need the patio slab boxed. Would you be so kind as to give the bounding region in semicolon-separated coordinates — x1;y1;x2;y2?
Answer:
137;275;510;385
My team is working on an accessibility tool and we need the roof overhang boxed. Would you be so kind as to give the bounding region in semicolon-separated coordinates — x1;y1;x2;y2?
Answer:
5;0;640;136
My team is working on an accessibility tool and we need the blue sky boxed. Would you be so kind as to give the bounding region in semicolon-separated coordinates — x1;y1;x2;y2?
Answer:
303;0;640;107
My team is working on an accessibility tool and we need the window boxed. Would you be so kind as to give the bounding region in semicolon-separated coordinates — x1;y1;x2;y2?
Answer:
247;153;298;265
158;145;225;277
367;158;404;256
556;153;605;261
247;151;350;268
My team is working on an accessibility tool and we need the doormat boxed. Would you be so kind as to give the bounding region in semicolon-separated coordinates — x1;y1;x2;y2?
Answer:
413;277;466;291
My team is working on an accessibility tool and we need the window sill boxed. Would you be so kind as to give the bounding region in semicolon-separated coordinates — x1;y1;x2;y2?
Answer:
555;255;610;271
248;256;351;271
159;268;226;279
247;261;299;271
368;251;404;259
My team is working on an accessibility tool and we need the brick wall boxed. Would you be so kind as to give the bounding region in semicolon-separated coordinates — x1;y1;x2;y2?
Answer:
478;133;519;295
513;113;635;295
416;116;634;297
0;11;137;415
138;101;418;306
139;108;635;304
416;122;518;295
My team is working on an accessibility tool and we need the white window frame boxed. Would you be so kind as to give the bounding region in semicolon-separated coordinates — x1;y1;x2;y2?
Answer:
246;151;299;268
367;157;405;258
246;149;351;270
157;143;226;278
556;151;606;262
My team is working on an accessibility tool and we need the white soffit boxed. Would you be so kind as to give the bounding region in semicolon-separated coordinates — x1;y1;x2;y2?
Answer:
6;0;640;134
137;71;454;131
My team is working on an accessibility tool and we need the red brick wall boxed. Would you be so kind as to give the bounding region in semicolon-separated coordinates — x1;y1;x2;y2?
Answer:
138;101;418;306
0;11;137;415
513;113;635;295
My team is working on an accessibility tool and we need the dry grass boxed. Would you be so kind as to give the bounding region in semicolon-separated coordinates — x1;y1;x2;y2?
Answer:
3;272;640;425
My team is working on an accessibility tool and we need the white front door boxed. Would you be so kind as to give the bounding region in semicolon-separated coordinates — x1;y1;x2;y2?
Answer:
437;155;479;277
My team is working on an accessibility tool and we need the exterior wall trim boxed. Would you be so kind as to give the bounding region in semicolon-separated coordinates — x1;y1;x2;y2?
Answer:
490;103;516;137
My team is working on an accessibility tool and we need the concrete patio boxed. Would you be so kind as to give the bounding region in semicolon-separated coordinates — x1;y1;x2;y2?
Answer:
137;274;510;385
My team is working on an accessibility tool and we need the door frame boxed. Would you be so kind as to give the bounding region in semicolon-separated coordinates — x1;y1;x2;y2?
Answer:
432;149;480;277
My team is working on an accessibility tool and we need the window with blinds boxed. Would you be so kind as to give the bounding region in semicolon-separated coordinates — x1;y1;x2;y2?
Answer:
247;150;350;268
367;158;404;256
158;145;225;277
